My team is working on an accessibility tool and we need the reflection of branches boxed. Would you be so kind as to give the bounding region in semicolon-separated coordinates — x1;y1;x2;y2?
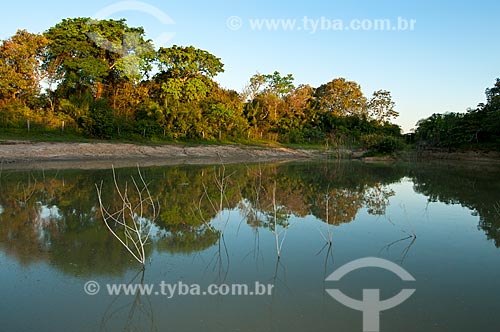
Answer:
272;182;287;259
243;171;290;259
270;258;289;295
400;236;416;262
214;164;233;217
218;234;230;282
199;163;234;282
240;165;266;268
493;201;500;216
239;165;264;229
387;204;417;239
253;165;263;212
241;224;265;270
316;241;334;279
253;228;264;268
200;164;235;230
95;166;160;266
15;174;37;207
204;231;230;283
380;235;416;264
100;268;157;332
383;206;417;263
318;189;333;245
266;256;290;331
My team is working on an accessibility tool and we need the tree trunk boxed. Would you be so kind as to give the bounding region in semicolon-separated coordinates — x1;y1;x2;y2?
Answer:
95;82;104;99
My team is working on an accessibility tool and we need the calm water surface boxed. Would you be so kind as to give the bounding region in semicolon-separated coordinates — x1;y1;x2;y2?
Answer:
0;161;499;332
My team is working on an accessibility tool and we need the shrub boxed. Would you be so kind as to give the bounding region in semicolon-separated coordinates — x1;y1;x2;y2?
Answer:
361;134;404;154
79;99;115;139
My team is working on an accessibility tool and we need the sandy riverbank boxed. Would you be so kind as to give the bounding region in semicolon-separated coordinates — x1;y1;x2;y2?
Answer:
2;140;497;170
415;149;500;163
0;140;322;169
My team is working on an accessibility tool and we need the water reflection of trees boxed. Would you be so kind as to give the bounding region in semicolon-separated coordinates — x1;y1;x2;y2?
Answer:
0;162;407;275
241;163;401;227
410;164;500;247
0;170;139;275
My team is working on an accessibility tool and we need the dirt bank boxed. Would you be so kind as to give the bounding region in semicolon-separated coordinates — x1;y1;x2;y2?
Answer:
0;140;322;169
416;149;500;163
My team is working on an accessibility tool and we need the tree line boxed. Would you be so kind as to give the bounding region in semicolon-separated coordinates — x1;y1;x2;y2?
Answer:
414;78;500;149
0;18;402;151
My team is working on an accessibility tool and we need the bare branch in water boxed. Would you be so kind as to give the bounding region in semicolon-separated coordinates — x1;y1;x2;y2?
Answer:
95;165;160;266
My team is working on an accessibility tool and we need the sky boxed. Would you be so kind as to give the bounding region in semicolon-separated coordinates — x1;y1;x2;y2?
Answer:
1;0;499;132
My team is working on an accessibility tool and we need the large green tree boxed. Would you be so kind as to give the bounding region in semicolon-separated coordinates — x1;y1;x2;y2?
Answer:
44;18;154;100
156;45;224;104
200;86;248;140
151;45;225;139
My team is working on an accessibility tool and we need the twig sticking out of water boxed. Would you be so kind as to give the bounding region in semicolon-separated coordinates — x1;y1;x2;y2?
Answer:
272;182;287;259
95;166;160;267
318;189;334;246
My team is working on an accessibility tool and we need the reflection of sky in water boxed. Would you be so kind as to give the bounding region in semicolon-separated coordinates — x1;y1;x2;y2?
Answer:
136;216;167;240
36;203;62;221
0;204;3;214
34;203;63;246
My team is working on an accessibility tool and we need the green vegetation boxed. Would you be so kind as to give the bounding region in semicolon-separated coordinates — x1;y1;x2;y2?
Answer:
0;18;403;151
414;78;500;150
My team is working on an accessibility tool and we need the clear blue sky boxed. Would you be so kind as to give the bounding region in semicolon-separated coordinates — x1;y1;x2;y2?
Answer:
1;0;499;132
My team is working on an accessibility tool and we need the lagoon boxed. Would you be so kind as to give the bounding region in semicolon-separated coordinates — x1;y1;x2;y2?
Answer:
0;161;499;332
